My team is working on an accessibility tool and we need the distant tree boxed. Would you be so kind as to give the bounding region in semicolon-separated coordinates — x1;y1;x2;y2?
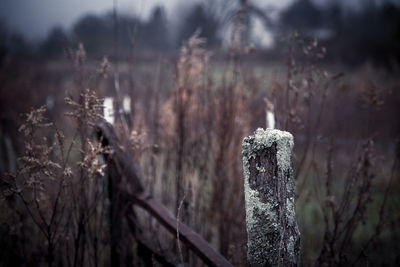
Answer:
0;21;34;60
177;4;221;47
40;26;69;58
143;6;169;50
330;3;342;26
280;0;323;33
341;1;400;64
109;12;143;52
380;2;400;46
0;21;8;62
7;33;31;57
278;0;400;65
73;14;113;54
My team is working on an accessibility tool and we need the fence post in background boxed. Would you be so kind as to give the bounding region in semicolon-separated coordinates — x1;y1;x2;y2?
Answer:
242;128;300;266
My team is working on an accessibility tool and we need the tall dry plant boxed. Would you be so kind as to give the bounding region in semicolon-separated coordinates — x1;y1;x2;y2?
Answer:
270;33;397;266
1;17;398;267
1;88;109;267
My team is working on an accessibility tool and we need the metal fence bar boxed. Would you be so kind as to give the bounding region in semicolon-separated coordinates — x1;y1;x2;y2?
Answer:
96;122;233;267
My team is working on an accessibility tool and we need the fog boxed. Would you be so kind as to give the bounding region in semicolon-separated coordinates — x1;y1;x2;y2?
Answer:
0;0;181;40
0;0;297;40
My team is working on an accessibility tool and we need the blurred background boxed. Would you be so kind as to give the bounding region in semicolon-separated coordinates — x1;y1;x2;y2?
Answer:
1;0;400;63
0;0;399;266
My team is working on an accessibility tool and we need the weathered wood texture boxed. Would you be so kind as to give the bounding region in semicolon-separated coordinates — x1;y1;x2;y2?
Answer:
242;128;300;266
96;122;233;267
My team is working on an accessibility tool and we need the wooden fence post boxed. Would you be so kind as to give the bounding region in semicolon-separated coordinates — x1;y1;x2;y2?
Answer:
242;128;300;266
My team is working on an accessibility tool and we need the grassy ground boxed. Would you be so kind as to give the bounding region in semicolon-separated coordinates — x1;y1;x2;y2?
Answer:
1;41;399;265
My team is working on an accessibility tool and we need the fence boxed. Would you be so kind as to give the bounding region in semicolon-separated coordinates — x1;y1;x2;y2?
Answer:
97;123;300;266
97;122;232;267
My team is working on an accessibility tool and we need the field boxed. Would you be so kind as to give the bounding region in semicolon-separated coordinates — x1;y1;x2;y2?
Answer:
0;29;400;267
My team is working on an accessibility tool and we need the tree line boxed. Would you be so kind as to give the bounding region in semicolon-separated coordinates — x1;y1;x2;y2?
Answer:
0;0;399;66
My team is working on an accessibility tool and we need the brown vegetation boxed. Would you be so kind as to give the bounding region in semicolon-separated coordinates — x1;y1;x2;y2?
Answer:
0;19;399;267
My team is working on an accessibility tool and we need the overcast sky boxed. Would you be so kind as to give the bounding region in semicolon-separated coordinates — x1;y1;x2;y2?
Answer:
0;0;177;40
0;0;382;43
0;0;297;41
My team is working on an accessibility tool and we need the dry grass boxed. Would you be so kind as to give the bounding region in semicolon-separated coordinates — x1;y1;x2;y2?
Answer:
0;28;399;267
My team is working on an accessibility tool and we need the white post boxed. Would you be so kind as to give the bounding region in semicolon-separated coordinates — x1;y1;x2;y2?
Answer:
104;97;115;125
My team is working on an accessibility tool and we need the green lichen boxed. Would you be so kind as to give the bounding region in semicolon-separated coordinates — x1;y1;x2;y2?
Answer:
242;128;299;266
256;163;266;173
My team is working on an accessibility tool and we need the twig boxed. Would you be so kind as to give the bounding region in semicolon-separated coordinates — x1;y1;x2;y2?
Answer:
177;192;187;266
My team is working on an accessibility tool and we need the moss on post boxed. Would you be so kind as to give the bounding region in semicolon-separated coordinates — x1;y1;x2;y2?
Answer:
242;128;300;266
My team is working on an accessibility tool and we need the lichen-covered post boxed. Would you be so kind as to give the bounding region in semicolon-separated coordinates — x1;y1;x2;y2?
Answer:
242;128;300;266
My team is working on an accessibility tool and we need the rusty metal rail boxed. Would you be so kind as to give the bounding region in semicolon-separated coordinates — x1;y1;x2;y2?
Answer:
96;122;233;267
133;192;233;267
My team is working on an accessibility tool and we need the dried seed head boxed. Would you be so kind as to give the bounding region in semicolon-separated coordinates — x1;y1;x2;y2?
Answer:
19;106;52;136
